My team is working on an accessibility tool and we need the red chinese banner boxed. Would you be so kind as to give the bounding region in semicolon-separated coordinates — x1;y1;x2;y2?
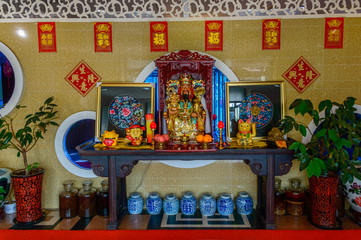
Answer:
150;22;168;52
94;22;112;52
64;60;102;97
37;22;56;52
282;56;320;93
262;19;281;50
205;21;223;51
325;17;344;49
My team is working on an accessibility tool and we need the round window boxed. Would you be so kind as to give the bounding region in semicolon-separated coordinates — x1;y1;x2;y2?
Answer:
55;111;96;178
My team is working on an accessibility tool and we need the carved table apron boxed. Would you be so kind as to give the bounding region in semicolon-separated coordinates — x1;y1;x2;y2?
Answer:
76;143;294;230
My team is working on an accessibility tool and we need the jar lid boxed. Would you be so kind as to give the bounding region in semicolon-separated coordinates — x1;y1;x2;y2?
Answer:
202;193;212;199
63;180;74;187
183;191;193;198
239;191;249;198
166;193;176;200
149;192;159;199
130;192;141;198
82;180;93;186
220;193;231;199
101;179;108;186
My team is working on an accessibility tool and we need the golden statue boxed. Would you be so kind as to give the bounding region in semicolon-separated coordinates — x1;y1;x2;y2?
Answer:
163;73;206;143
236;119;256;146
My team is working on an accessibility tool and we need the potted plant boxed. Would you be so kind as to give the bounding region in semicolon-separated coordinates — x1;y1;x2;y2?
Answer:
0;97;58;225
279;96;361;229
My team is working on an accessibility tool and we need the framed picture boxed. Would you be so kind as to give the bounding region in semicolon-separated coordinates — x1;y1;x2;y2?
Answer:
96;83;155;140
226;81;284;140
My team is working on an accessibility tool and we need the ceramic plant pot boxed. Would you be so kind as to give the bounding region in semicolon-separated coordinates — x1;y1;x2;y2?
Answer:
309;175;338;229
11;168;45;225
343;174;361;225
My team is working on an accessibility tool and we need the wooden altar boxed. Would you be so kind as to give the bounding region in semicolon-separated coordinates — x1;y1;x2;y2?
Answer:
76;142;294;230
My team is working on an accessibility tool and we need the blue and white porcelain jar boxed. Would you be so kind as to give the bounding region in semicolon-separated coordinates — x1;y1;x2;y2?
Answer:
236;192;253;215
181;192;197;215
163;193;179;215
217;193;234;216
200;193;216;216
127;192;143;215
146;192;162;215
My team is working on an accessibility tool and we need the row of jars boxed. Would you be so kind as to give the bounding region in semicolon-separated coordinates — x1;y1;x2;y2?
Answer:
59;179;109;219
274;178;305;216
128;191;253;216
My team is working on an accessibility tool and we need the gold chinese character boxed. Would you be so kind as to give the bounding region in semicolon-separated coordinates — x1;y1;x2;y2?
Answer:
80;82;88;92
71;74;79;83
48;40;53;45
208;32;220;45
306;70;315;80
79;65;86;75
47;34;53;40
297;78;305;89
328;29;340;42
88;74;96;83
288;71;297;79
41;39;48;46
97;39;104;46
41;34;47;40
298;61;304;71
153;33;165;45
103;40;110;47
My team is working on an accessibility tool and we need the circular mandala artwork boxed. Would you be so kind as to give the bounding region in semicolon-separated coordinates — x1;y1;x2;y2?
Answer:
109;95;142;129
238;93;273;128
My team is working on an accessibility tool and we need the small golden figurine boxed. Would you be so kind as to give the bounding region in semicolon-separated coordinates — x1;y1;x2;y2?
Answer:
125;125;145;146
236;119;256;146
101;130;119;147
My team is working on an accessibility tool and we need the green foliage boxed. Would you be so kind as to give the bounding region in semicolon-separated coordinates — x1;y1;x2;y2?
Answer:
0;97;59;175
279;97;361;182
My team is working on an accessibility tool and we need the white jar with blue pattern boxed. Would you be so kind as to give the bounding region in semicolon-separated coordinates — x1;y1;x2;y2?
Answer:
200;193;216;216
181;192;197;215
163;193;179;215
146;192;162;215
236;192;253;215
127;192;143;215
217;193;234;216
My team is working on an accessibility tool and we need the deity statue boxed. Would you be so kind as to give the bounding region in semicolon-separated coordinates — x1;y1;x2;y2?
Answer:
163;73;206;143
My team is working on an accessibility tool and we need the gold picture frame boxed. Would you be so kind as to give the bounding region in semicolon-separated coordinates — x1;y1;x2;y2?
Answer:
226;81;285;141
96;83;155;140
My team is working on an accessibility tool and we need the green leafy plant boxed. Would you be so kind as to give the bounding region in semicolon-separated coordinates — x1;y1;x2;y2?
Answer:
279;97;361;183
0;97;58;176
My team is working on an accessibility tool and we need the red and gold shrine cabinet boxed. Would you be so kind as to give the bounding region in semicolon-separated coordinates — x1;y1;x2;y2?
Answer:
155;50;215;135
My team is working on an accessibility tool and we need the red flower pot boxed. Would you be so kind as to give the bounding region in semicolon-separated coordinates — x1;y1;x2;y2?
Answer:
11;168;45;225
309;175;338;229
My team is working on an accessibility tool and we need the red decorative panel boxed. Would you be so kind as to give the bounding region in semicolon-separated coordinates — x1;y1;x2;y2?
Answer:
37;22;56;52
309;175;338;228
262;19;281;50
325;17;344;49
64;60;102;97
150;22;168;52
205;21;223;51
94;22;113;52
282;56;320;93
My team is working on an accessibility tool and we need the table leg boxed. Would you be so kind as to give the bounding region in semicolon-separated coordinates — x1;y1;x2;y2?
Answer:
107;155;118;230
266;154;275;229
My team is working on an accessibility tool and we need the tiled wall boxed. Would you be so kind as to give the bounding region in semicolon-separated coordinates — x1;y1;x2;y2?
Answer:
0;18;360;208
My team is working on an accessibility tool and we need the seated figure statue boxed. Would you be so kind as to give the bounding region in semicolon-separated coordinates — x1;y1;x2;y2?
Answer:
163;73;206;143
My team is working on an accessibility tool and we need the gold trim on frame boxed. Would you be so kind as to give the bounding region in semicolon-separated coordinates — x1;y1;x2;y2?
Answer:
95;82;155;140
225;81;285;141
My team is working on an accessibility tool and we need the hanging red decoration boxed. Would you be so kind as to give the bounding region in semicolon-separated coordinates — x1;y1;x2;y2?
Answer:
282;56;320;93
94;22;113;52
324;17;344;49
262;19;281;50
64;60;102;97
205;21;223;51
150;22;168;52
37;22;57;52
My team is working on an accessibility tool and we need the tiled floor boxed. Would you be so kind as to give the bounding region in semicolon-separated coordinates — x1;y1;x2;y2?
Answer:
0;209;360;230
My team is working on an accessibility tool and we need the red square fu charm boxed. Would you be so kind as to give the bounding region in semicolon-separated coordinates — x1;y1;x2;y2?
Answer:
282;56;320;93
64;60;102;97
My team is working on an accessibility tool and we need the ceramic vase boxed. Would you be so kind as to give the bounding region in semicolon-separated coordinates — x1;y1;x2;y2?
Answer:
343;175;361;225
146;192;162;215
163;193;179;215
236;192;253;215
181;192;197;215
309;175;338;229
217;193;234;216
128;192;143;215
200;193;216;216
0;168;11;208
